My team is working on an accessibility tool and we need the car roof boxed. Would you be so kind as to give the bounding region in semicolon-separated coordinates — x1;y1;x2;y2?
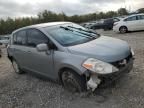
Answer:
129;13;144;17
124;13;144;19
29;22;70;28
12;22;71;33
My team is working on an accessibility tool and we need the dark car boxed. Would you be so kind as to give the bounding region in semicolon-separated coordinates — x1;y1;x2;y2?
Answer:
90;21;105;30
103;18;120;30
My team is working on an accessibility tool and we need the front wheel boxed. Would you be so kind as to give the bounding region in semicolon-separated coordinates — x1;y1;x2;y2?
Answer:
119;26;128;33
61;70;86;92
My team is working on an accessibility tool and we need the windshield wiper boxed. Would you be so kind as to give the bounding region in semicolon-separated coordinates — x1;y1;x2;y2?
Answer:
60;26;73;31
67;26;100;37
60;26;93;39
60;26;97;39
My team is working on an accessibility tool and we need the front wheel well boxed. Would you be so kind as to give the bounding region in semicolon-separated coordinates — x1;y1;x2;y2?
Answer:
119;26;128;31
58;67;86;85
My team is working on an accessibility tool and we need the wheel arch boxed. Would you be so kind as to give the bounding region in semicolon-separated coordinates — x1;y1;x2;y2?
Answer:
119;25;128;31
58;66;86;85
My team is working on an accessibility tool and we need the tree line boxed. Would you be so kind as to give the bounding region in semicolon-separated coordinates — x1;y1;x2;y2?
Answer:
0;7;143;35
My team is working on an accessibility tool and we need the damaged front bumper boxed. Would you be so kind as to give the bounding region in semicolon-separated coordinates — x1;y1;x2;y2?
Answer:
87;74;101;91
86;58;134;91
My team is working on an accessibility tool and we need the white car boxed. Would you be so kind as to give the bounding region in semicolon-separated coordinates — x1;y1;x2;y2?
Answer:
113;14;144;33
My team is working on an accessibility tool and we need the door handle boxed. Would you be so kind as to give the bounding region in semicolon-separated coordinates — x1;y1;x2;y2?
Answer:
14;49;21;51
22;50;31;53
27;51;31;53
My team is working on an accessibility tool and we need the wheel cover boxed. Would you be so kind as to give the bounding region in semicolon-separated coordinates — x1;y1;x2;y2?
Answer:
120;27;127;33
12;61;19;73
62;71;81;92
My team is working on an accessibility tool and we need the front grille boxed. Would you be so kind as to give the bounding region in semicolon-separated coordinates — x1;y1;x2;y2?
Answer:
111;53;132;69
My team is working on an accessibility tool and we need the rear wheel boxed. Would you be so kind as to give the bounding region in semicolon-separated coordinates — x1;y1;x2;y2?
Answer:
12;60;24;74
61;69;86;92
119;26;128;33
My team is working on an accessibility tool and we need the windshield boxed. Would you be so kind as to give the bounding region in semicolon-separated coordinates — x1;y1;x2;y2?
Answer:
44;23;99;46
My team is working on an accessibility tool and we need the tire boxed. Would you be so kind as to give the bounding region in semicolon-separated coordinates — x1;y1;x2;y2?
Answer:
12;59;24;74
119;26;128;33
61;69;86;92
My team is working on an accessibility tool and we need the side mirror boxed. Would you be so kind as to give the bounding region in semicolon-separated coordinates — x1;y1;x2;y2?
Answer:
36;43;49;52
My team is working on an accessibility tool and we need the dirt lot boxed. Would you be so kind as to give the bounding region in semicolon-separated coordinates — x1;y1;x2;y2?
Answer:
0;30;144;108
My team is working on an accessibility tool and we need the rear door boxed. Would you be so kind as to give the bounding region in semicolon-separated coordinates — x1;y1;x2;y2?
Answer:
124;16;139;31
11;30;28;68
137;15;144;30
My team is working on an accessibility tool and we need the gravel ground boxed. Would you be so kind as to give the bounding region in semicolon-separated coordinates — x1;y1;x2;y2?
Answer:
0;30;144;108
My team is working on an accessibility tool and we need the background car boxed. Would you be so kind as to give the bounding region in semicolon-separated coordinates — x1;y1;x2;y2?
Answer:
0;36;10;46
89;20;105;30
113;14;144;33
82;22;96;29
103;18;120;30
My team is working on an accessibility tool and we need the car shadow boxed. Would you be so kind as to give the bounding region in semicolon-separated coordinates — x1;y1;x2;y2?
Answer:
126;30;144;34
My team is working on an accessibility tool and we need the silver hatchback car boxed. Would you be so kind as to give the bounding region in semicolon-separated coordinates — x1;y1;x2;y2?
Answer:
7;22;134;92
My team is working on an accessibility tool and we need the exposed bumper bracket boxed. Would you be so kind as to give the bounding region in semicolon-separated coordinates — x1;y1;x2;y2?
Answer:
87;74;101;91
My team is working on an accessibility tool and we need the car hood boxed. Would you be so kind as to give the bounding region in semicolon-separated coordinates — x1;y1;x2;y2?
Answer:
67;36;131;62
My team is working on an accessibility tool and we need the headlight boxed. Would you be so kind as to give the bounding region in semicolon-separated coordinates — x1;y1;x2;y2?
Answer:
82;58;118;74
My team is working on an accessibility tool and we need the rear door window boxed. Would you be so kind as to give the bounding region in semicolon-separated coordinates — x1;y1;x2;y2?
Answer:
137;15;144;20
27;29;49;47
13;30;27;45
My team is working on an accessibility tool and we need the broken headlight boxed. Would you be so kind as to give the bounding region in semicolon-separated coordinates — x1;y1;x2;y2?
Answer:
82;58;119;74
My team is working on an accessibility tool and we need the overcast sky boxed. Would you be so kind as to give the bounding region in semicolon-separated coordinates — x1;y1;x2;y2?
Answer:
0;0;143;19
